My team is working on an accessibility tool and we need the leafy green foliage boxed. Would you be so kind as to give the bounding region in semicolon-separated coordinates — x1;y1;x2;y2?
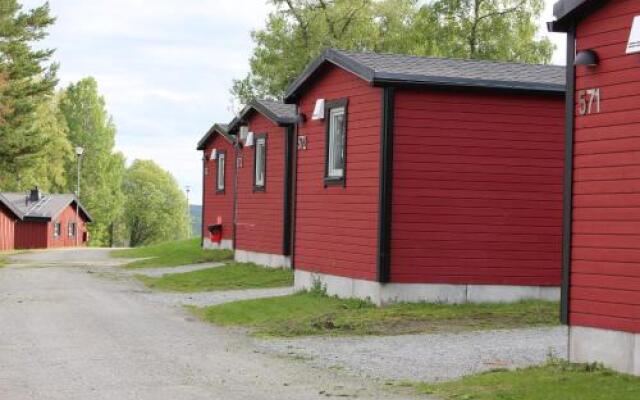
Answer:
0;0;59;188
417;360;640;400
112;238;232;268
122;160;189;247
233;0;553;103
195;292;559;337
59;78;126;246
136;262;294;292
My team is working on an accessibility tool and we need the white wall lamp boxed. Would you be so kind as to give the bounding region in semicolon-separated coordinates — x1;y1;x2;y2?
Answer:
312;99;325;120
210;149;218;160
245;132;255;147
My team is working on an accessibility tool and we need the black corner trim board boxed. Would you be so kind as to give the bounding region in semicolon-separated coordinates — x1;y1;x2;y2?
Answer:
201;155;206;246
253;133;267;192
561;25;576;325
377;87;394;283
323;98;348;187
215;150;226;195
283;125;295;256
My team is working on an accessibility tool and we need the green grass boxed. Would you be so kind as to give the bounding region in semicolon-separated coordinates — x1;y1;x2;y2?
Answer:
415;360;640;400
111;238;232;269
192;290;559;337
136;262;294;292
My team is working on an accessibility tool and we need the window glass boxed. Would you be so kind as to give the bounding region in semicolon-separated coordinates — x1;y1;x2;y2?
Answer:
68;222;76;237
54;222;61;237
255;137;266;188
328;107;345;178
217;153;225;191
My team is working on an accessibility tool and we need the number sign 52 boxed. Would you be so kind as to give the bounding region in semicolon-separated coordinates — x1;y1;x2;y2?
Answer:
578;88;601;115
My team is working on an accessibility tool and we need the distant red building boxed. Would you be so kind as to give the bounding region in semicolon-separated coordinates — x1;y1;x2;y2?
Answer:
197;123;236;250
285;49;566;304
0;194;20;251
0;188;92;250
550;0;640;376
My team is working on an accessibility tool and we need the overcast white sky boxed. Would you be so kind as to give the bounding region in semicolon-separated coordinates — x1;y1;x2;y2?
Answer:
21;0;567;205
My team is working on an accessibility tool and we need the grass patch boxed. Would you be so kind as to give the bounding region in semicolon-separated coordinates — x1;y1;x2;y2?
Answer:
193;289;559;337
111;238;232;269
136;262;293;292
416;360;640;400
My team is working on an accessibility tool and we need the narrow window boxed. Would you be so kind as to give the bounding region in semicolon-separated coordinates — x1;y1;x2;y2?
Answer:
54;222;61;238
68;222;76;237
254;135;267;191
324;99;348;185
216;151;226;193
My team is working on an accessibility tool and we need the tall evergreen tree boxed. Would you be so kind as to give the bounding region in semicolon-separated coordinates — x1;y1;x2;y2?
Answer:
0;0;58;188
59;78;125;246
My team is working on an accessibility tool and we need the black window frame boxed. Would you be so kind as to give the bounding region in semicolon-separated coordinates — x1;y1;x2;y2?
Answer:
324;98;348;187
215;150;226;194
253;133;267;192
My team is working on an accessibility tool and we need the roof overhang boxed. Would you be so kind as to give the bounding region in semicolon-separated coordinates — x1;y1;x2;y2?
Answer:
196;123;234;151
548;0;606;32
226;99;298;134
0;194;21;220
284;49;565;102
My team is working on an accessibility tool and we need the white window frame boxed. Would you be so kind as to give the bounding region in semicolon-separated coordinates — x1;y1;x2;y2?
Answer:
254;135;266;190
216;152;226;192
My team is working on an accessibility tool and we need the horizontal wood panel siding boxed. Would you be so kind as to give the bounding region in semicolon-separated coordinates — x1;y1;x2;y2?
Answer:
203;135;235;241
15;221;48;249
0;206;15;251
570;0;640;333
294;64;382;280
390;89;564;285
235;112;286;255
48;205;89;248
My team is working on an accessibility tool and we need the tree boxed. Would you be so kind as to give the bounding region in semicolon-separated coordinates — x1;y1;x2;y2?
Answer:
0;0;58;187
232;0;553;103
59;78;125;246
123;160;189;247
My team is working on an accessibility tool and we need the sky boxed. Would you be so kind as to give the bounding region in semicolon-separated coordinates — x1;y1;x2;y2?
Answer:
20;0;567;205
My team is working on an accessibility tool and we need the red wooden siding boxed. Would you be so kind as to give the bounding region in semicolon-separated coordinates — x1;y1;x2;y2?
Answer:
15;221;48;249
235;112;287;255
0;205;16;251
48;204;88;248
570;0;640;333
294;64;382;280
202;134;235;241
390;89;564;285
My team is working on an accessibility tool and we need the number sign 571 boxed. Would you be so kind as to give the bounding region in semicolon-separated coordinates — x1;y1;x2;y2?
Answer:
578;88;601;115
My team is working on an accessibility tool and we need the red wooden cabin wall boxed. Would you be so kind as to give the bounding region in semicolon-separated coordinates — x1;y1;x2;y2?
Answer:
570;0;640;333
202;134;236;242
0;205;16;251
294;64;382;281
390;89;565;286
235;112;287;255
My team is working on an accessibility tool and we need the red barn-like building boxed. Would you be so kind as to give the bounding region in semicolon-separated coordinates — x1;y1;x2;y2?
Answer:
0;188;92;250
197;123;236;250
550;0;640;376
286;49;566;304
0;194;20;251
226;100;297;267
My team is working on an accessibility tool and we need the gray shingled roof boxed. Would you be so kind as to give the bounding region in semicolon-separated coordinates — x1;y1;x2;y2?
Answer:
226;99;298;134
196;123;234;151
0;192;93;222
285;49;566;101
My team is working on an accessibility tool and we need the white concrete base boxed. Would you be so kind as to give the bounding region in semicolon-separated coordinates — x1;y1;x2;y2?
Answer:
235;249;291;269
202;238;233;251
294;269;560;306
570;326;640;375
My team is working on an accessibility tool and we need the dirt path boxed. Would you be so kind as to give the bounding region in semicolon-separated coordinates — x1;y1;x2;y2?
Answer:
0;249;416;400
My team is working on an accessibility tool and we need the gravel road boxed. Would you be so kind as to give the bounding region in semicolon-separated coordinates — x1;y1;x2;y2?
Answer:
127;262;226;277
256;326;567;383
0;249;417;400
140;287;295;307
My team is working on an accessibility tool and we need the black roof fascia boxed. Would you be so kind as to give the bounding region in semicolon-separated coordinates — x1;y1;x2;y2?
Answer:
548;0;605;32
196;123;234;150
226;100;297;133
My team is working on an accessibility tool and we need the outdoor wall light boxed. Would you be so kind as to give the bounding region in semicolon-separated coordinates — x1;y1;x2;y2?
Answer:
575;50;599;67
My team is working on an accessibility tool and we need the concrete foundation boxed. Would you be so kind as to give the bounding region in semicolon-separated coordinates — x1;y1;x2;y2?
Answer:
235;249;291;269
570;326;640;375
202;238;233;251
294;269;560;305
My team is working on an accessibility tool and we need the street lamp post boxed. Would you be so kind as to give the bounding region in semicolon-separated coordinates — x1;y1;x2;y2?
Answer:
75;146;84;246
185;185;191;239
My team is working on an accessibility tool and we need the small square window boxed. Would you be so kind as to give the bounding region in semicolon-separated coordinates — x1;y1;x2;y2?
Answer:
216;151;226;193
254;135;267;191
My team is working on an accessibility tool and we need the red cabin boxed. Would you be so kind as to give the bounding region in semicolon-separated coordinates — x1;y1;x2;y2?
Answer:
0;194;20;251
550;0;640;376
197;123;236;250
0;188;92;249
226;100;297;267
286;49;566;304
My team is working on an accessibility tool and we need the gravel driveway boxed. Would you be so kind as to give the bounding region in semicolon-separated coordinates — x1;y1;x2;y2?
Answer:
0;249;416;400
